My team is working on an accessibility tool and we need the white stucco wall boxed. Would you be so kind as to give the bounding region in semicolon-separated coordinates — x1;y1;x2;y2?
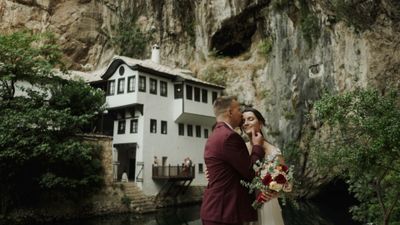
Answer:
105;65;221;195
105;65;138;108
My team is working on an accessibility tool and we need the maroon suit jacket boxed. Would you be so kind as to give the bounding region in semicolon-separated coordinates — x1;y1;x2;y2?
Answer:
200;122;265;224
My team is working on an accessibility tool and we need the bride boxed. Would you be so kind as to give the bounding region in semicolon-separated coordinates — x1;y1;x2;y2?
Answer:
242;107;285;225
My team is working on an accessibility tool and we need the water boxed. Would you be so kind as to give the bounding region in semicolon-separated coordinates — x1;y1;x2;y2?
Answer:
47;200;361;225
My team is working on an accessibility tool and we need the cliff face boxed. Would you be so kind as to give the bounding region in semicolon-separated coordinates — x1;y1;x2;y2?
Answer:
2;0;399;198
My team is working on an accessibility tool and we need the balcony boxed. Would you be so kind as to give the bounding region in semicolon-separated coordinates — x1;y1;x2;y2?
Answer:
152;165;195;181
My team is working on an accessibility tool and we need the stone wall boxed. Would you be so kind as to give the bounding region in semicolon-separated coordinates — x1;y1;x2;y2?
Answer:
82;134;114;185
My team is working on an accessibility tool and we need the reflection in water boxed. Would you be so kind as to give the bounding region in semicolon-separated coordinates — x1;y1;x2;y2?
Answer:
48;201;360;225
53;205;201;225
282;200;361;225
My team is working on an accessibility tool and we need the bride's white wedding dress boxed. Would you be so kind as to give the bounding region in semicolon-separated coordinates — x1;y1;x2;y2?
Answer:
247;143;285;225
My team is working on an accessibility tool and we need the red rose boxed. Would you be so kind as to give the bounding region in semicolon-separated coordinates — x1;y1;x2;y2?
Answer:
262;174;272;186
275;174;287;184
281;165;289;173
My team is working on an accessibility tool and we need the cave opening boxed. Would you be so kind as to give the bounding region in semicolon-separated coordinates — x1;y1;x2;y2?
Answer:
306;179;362;225
210;16;257;57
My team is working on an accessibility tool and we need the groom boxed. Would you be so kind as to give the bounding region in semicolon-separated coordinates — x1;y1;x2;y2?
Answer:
200;96;265;225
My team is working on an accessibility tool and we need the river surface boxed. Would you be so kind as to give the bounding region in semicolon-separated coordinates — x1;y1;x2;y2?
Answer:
48;200;362;225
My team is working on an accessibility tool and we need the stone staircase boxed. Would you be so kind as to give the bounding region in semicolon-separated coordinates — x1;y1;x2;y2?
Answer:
121;182;157;213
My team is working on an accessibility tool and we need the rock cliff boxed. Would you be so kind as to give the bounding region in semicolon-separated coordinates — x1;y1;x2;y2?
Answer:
1;0;399;198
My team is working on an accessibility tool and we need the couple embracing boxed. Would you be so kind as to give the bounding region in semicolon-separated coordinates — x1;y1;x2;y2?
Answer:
200;96;285;225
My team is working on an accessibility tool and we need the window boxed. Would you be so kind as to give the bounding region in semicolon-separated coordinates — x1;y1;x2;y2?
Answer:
174;84;183;99
117;78;125;94
107;80;115;95
160;81;167;97
194;87;200;102
212;91;218;104
150;78;157;94
130;119;138;133
186;85;193;100
150;119;157;133
119;66;125;76
204;128;209;138
178;123;184;136
139;76;146;92
127;76;135;92
198;163;204;173
196;125;201;138
202;89;208;103
161;121;167;134
118;120;126;134
187;124;193;137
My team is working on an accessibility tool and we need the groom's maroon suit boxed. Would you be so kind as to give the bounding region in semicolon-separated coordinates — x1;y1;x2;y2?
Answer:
200;122;265;225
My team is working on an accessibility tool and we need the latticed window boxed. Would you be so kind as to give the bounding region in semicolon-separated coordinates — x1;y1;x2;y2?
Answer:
150;119;157;133
160;81;167;97
161;121;167;134
139;76;146;92
130;119;138;133
107;80;115;95
187;124;193;136
117;78;125;94
127;76;135;92
150;78;157;94
178;123;184;136
202;89;208;103
118;120;126;134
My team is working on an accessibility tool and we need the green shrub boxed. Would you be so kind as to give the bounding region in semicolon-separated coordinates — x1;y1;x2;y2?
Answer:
113;17;148;58
258;38;273;57
201;64;228;86
121;195;131;208
283;111;296;120
301;14;320;47
271;0;291;12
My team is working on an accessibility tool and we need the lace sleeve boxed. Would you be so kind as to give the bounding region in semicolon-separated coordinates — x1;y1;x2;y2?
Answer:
273;146;282;156
267;146;282;161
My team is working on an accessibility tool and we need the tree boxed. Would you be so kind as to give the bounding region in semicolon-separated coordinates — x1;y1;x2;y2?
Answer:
311;89;400;225
0;31;63;101
0;31;106;216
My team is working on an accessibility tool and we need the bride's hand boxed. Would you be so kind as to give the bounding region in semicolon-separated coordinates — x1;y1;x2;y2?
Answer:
260;191;279;202
251;129;264;146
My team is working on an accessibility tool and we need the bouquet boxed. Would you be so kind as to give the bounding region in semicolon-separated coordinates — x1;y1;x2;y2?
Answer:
240;156;294;209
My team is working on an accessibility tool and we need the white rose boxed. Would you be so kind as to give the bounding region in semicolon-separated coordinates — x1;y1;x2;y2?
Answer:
283;182;293;192
253;164;261;172
260;168;268;179
269;181;283;192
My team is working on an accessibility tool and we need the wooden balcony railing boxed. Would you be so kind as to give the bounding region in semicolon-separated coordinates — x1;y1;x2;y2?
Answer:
152;165;195;180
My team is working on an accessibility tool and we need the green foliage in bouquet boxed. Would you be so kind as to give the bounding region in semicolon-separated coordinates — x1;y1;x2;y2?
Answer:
312;89;400;225
0;31;106;216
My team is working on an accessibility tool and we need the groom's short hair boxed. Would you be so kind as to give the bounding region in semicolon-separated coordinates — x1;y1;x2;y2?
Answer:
213;96;237;116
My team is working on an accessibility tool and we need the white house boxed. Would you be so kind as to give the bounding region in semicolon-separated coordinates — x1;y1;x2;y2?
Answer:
79;46;224;195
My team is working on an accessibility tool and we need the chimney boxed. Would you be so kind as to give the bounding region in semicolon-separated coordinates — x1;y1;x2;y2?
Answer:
151;44;160;64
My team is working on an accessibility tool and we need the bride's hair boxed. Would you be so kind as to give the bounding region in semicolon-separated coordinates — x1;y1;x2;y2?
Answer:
241;107;267;139
242;107;266;126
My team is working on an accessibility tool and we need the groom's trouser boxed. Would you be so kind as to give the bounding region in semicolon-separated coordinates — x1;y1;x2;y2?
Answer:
202;220;242;225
